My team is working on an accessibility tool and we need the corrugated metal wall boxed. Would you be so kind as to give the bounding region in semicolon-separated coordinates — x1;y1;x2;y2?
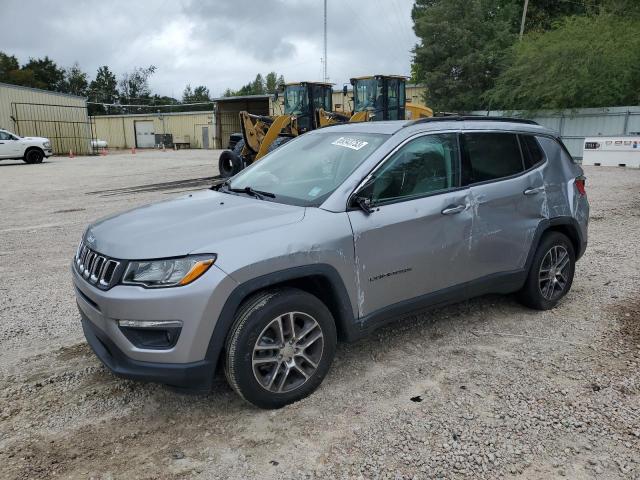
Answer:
92;112;214;149
0;82;92;154
470;106;640;159
214;98;270;149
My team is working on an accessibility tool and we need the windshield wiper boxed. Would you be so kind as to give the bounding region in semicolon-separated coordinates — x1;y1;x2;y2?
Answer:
226;185;275;200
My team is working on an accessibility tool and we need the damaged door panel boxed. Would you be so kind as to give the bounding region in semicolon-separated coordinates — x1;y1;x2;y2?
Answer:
460;132;548;278
347;132;471;317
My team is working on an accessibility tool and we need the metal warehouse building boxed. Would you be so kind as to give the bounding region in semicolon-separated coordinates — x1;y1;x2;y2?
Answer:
92;94;271;151
93;111;215;150
0;82;93;155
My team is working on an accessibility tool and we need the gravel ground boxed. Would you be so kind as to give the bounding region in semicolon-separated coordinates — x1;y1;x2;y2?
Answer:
0;151;638;479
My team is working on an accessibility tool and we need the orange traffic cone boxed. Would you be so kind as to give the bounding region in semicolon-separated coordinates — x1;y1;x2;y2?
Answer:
69;149;74;158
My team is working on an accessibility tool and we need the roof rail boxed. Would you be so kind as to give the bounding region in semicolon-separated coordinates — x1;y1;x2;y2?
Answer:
404;115;539;127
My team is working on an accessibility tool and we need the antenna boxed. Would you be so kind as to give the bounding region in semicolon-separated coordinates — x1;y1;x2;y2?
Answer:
323;0;328;82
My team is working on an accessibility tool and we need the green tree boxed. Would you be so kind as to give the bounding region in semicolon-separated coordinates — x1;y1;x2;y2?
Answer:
60;62;88;96
411;0;520;112
88;66;119;115
223;72;284;97
119;65;156;103
182;84;194;102
0;52;19;83
251;74;265;95
486;14;640;109
183;84;211;103
22;56;65;91
265;72;278;93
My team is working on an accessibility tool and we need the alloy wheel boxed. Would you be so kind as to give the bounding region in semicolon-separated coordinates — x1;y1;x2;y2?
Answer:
538;245;570;300
252;312;324;393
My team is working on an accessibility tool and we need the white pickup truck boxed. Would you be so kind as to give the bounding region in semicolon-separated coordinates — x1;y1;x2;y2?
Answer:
0;129;53;164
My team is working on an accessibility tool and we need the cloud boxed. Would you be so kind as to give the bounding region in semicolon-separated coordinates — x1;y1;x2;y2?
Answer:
0;0;418;98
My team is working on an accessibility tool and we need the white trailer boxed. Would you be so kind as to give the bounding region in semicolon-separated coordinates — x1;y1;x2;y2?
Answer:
582;136;640;168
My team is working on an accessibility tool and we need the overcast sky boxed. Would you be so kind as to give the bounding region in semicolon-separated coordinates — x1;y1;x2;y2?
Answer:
0;0;418;99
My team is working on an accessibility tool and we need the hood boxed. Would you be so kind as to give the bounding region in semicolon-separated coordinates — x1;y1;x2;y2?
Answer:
85;190;306;259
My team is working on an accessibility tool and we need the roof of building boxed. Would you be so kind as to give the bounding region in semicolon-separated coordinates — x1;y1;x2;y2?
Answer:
0;81;87;100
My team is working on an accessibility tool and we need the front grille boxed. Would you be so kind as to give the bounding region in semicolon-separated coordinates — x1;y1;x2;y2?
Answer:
74;241;121;290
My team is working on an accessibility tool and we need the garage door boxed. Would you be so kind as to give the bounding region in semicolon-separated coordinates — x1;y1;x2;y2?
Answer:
135;121;155;148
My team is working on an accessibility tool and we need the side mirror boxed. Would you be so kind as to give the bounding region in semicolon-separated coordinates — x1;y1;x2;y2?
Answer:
354;195;374;214
273;91;279;101
352;180;375;214
342;85;348;96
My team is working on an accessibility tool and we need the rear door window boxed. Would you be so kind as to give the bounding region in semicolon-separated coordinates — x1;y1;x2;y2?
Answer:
461;132;524;185
519;134;545;169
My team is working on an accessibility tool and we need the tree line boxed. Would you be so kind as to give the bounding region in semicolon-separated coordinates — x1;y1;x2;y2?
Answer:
411;0;640;112
223;72;285;97
0;52;284;115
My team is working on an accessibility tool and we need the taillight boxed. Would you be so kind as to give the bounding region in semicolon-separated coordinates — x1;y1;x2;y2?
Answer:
575;175;586;196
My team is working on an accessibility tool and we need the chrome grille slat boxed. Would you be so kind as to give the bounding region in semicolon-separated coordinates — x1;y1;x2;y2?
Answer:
74;241;120;290
90;256;104;282
83;252;95;278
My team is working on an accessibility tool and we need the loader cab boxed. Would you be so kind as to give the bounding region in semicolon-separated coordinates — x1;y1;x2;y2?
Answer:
283;82;333;132
351;75;406;121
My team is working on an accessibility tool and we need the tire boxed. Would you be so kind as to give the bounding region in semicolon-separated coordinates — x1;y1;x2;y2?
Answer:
267;136;292;153
232;138;245;155
23;148;44;164
517;231;575;310
218;148;244;178
224;288;337;409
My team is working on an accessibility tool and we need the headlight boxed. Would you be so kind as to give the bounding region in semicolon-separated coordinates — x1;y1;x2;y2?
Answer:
43;141;51;149
122;255;216;288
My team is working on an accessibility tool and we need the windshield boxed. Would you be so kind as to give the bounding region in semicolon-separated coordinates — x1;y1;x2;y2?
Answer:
353;78;382;113
228;132;389;207
284;85;308;115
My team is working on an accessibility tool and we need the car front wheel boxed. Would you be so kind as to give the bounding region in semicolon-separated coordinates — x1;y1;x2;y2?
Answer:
224;288;337;409
23;149;44;164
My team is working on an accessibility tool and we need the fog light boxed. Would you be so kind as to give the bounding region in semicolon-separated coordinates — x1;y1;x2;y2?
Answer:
117;320;182;349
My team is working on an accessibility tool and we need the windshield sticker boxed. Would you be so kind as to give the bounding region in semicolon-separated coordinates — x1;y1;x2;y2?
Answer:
308;186;322;197
332;137;369;151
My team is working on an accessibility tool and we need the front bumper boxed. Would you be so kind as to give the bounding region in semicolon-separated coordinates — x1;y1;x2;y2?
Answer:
72;261;238;389
45;149;53;157
80;309;213;390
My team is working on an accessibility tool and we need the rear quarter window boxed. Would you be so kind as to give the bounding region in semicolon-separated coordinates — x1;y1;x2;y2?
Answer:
520;134;545;169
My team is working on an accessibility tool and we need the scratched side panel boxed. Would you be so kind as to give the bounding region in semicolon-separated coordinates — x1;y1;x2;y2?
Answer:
211;208;360;319
347;190;473;318
537;136;589;245
467;167;547;279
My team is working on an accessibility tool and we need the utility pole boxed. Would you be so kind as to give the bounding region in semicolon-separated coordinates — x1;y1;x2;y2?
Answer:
519;0;529;40
323;0;328;82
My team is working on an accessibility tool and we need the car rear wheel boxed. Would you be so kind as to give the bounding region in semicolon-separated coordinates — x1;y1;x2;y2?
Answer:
517;231;575;310
224;288;337;409
23;149;44;164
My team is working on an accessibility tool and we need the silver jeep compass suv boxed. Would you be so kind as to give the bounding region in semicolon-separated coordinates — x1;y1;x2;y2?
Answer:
72;117;589;408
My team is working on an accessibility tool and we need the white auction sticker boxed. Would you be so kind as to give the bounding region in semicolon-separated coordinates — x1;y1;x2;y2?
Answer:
331;137;369;150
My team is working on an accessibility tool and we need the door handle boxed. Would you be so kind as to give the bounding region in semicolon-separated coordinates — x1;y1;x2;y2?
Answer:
524;186;544;195
441;204;466;215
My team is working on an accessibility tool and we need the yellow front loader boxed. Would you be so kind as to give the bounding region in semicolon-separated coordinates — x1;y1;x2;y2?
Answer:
218;81;333;178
